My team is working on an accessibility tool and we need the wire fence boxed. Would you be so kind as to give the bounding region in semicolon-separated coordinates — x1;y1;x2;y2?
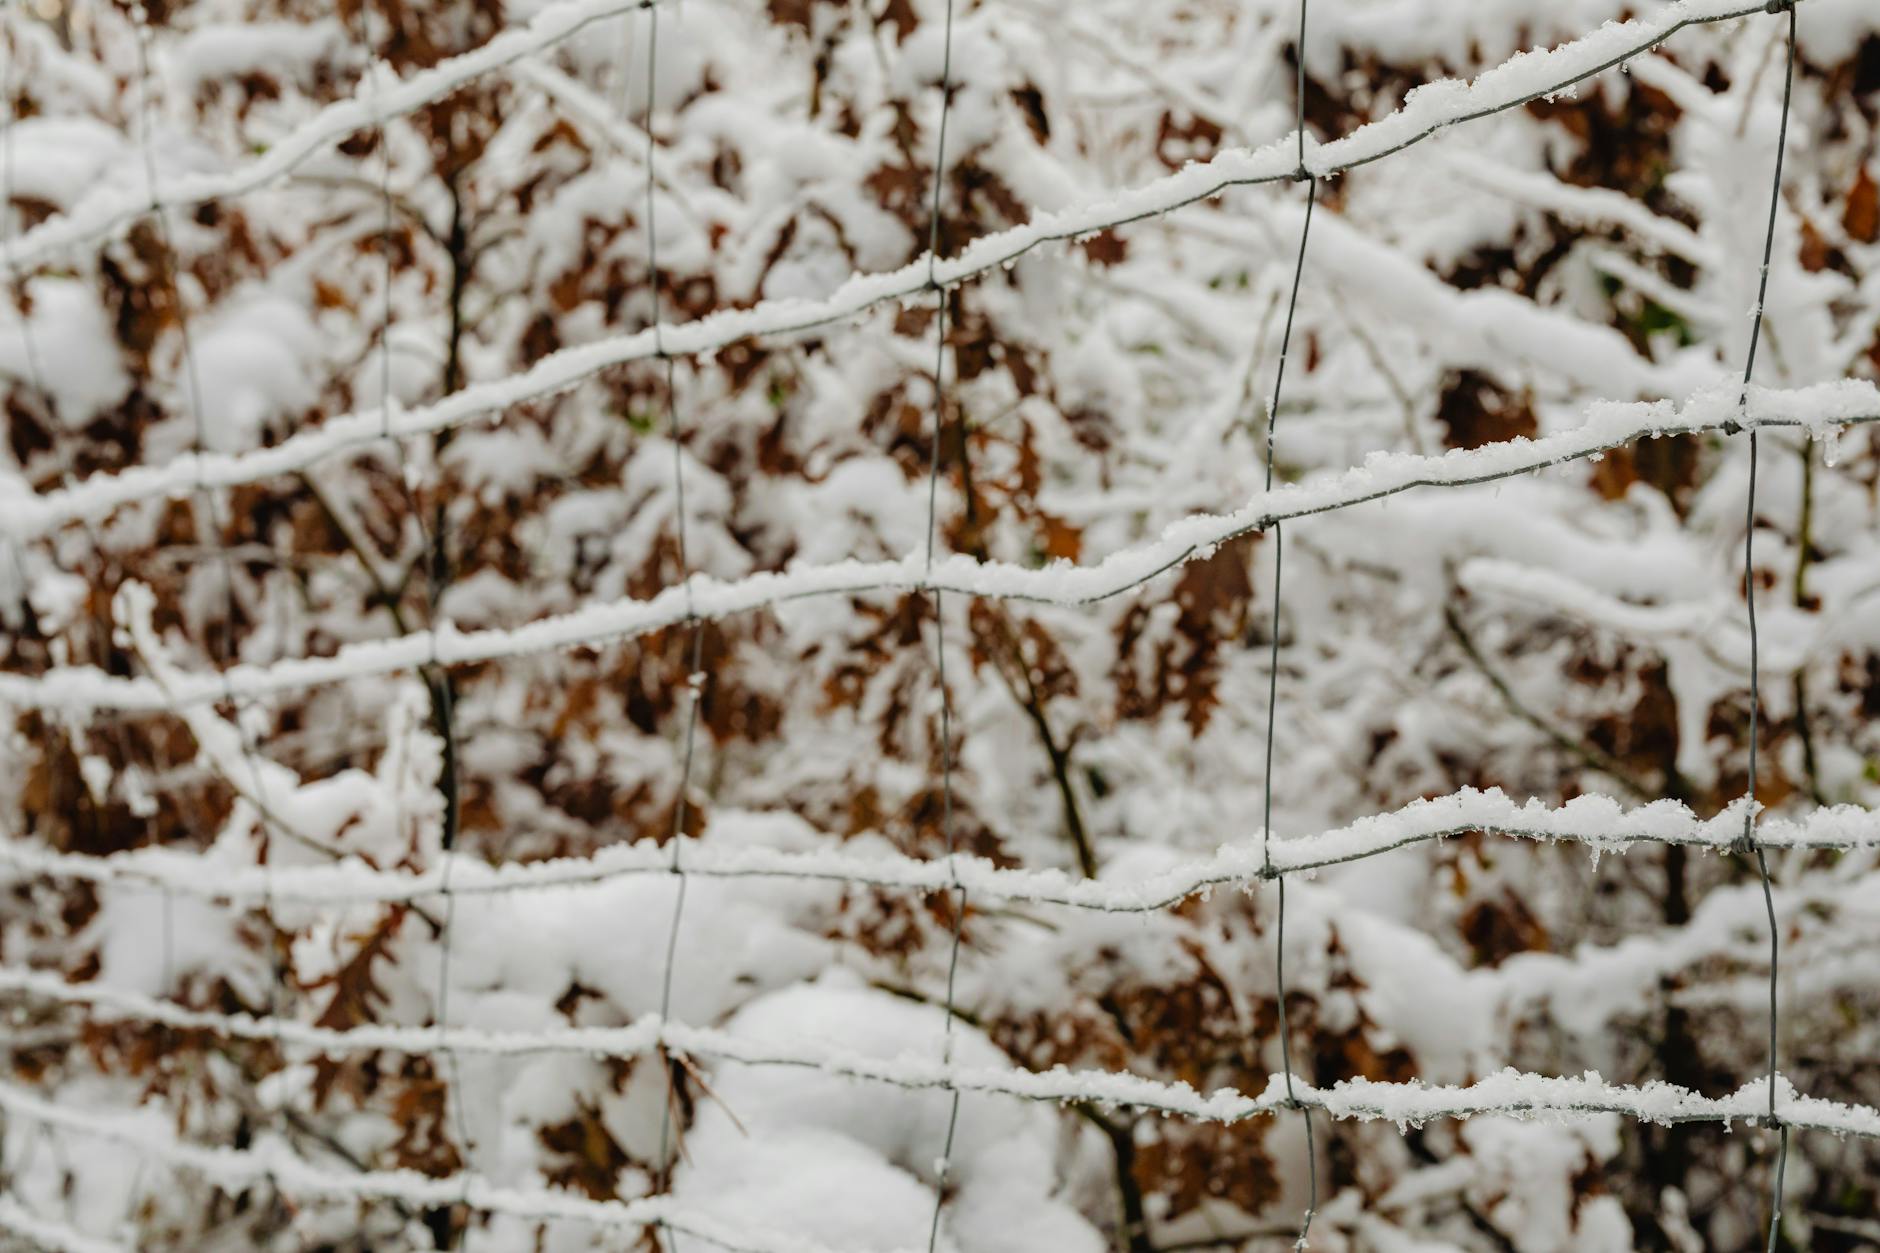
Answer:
2;0;1876;1250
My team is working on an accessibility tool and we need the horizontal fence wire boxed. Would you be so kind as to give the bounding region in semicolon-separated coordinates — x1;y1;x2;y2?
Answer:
0;1064;1871;1253
918;1;967;1249
0;384;1875;714
1;0;1874;1247
1;789;1874;908
1;986;1878;1138
0;0;1815;542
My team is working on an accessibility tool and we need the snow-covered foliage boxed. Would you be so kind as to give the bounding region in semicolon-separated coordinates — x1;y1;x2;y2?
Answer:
2;0;1880;1250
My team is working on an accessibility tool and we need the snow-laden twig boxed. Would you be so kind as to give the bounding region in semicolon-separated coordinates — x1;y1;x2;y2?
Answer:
0;0;670;274
0;0;1801;541
1493;873;1876;1030
1462;560;1717;634
1;383;1872;712
1;787;1872;909
1439;150;1716;266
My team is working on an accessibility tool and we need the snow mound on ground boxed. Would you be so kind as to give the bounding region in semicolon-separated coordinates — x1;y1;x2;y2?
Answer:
677;973;1104;1253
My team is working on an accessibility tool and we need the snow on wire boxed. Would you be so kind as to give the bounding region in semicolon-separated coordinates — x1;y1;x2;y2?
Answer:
0;0;1865;1248
0;1069;1869;1253
1;382;1876;714
0;984;1877;1138
3;787;1875;909
0;0;1816;541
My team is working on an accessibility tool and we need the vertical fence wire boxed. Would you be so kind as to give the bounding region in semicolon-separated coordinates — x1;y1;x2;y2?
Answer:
127;7;300;1219
344;19;473;1247
341;7;479;1247
1735;4;1798;1249
635;6;707;1246
920;1;964;1249
337;12;476;1239
1256;0;1319;1246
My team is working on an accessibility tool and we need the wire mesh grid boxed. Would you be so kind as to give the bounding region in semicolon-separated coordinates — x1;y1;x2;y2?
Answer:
1;0;1878;1250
